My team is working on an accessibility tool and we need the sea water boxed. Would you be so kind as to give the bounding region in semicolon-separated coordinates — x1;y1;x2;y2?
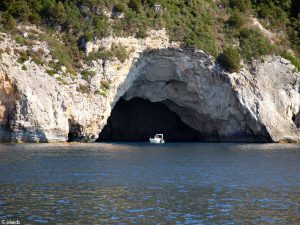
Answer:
0;143;299;224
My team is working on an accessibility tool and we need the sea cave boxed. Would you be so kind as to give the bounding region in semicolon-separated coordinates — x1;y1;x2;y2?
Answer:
97;97;202;142
96;50;269;143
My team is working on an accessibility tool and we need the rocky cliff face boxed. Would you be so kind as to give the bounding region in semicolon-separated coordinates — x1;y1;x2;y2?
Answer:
0;29;299;143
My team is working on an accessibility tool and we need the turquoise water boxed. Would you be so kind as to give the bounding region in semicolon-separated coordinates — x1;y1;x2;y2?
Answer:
0;143;299;224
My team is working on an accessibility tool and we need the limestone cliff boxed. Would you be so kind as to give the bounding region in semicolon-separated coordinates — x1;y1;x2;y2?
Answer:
0;28;299;143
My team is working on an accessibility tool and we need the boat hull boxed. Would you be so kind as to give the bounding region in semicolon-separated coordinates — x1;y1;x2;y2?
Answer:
149;139;165;144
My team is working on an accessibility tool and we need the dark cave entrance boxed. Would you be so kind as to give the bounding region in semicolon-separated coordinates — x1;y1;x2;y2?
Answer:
97;97;202;142
67;120;84;142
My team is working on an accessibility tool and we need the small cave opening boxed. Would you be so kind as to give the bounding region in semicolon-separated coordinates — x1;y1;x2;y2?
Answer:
97;97;202;142
292;113;300;128
67;120;84;142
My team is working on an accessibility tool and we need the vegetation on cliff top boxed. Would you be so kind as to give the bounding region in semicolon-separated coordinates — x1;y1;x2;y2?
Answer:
217;47;241;72
0;0;299;72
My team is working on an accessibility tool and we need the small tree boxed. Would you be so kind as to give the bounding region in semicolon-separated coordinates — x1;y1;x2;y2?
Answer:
2;13;16;30
114;3;126;13
218;47;241;72
111;43;129;63
227;11;245;29
229;0;252;12
9;0;31;21
54;2;67;25
128;0;142;12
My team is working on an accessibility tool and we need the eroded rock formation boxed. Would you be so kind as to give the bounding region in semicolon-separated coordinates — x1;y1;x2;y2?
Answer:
120;50;299;142
0;29;299;143
0;73;17;142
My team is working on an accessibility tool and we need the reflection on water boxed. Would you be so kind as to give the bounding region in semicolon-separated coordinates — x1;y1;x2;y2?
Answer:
0;143;299;224
1;184;299;224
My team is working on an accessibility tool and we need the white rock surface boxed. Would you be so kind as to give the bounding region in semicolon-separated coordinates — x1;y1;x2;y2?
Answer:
0;30;299;143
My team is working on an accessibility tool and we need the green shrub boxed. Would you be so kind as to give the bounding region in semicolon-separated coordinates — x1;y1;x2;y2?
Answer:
128;0;142;12
9;0;31;21
96;49;114;60
48;60;61;72
288;17;300;53
32;56;44;65
114;3;126;13
87;44;129;63
81;70;96;81
111;43;129;63
76;84;90;94
281;51;300;71
83;32;93;42
136;27;148;38
17;51;29;64
217;47;241;72
2;13;16;30
227;11;245;29
0;48;3;60
99;80;110;96
46;69;56;76
56;77;68;85
93;15;109;37
29;12;41;24
184;31;218;56
15;36;25;45
53;2;67;25
21;64;27;70
16;48;45;65
228;0;252;12
87;49;114;61
239;28;274;61
94;90;101;95
100;80;110;90
99;89;108;97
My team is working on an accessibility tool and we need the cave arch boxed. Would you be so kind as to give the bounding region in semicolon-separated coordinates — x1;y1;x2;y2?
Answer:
96;49;271;142
97;97;202;142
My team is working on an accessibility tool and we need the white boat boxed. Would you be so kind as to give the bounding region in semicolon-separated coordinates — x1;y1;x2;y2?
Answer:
149;134;165;144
